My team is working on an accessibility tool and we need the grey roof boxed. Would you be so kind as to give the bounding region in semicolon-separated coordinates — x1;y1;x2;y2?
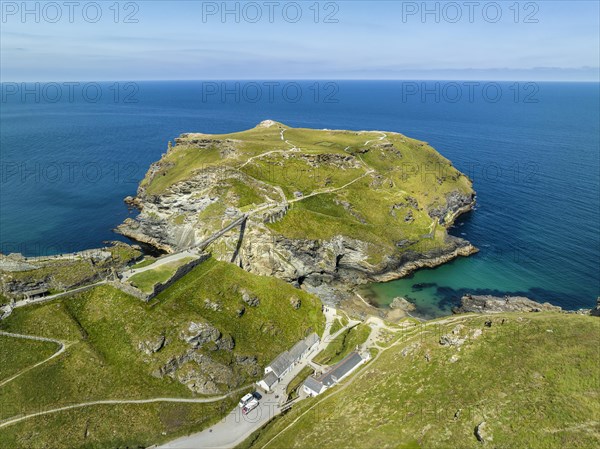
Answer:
319;352;363;387
303;376;324;394
267;333;321;377
262;371;279;387
268;351;293;377
305;332;320;348
288;340;308;362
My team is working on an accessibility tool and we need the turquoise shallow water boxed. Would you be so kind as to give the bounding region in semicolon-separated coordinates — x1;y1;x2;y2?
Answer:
358;242;573;320
1;81;598;313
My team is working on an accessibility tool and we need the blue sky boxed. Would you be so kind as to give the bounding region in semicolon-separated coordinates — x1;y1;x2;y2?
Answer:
1;1;599;81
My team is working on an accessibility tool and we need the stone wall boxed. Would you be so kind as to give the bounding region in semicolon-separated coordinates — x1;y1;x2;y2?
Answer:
150;254;209;299
107;280;148;301
111;254;210;302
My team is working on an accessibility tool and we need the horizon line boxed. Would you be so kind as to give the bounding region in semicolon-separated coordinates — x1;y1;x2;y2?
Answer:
1;78;599;83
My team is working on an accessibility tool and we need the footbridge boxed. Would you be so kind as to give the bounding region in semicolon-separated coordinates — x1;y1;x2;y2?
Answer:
194;214;248;250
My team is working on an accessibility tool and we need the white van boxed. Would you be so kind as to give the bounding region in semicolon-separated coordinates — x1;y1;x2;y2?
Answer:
242;398;259;415
238;393;254;408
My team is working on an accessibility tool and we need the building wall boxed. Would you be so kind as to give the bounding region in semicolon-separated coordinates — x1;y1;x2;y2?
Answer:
257;380;273;392
303;384;322;397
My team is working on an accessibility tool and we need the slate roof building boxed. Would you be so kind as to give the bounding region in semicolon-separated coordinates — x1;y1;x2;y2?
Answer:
304;332;320;350
302;352;366;397
265;352;294;378
302;375;325;396
257;332;320;392
256;371;279;392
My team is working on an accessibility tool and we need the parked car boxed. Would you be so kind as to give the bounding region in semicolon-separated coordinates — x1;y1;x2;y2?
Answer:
238;393;254;408
252;391;262;400
242;398;259;415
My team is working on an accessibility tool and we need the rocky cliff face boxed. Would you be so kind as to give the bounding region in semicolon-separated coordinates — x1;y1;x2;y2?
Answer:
119;166;249;253
117;122;477;304
428;190;476;225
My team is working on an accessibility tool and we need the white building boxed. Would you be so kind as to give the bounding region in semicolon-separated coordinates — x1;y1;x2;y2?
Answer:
303;351;367;397
256;371;279;392
258;332;320;392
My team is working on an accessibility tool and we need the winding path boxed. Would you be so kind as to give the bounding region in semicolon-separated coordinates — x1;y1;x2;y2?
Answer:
0;308;358;434
0;386;252;429
0;331;68;388
363;131;388;146
0;307;361;448
245;131;384;214
238;129;298;169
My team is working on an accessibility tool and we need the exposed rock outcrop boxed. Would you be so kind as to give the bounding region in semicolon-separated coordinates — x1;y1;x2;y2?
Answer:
439;324;467;347
475;421;491;443
138;334;166;355
242;290;260;307
182;321;221;348
0;254;39;272
204;298;222;311
590;297;600;317
428;191;475;225
290;296;301;309
215;334;235;351
176;355;238;395
389;297;416;312
0;243;141;300
453;295;562;314
153;349;243;395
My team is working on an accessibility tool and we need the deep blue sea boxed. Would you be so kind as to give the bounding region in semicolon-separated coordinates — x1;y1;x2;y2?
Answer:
1;81;598;314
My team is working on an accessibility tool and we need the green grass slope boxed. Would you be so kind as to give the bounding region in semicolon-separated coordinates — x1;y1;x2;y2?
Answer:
240;313;600;449
313;324;371;365
0;257;324;449
0;336;59;380
0;401;232;449
128;256;195;293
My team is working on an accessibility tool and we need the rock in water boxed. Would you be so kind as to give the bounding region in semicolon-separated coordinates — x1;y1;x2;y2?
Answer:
389;296;416;312
454;294;562;314
590;297;600;317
